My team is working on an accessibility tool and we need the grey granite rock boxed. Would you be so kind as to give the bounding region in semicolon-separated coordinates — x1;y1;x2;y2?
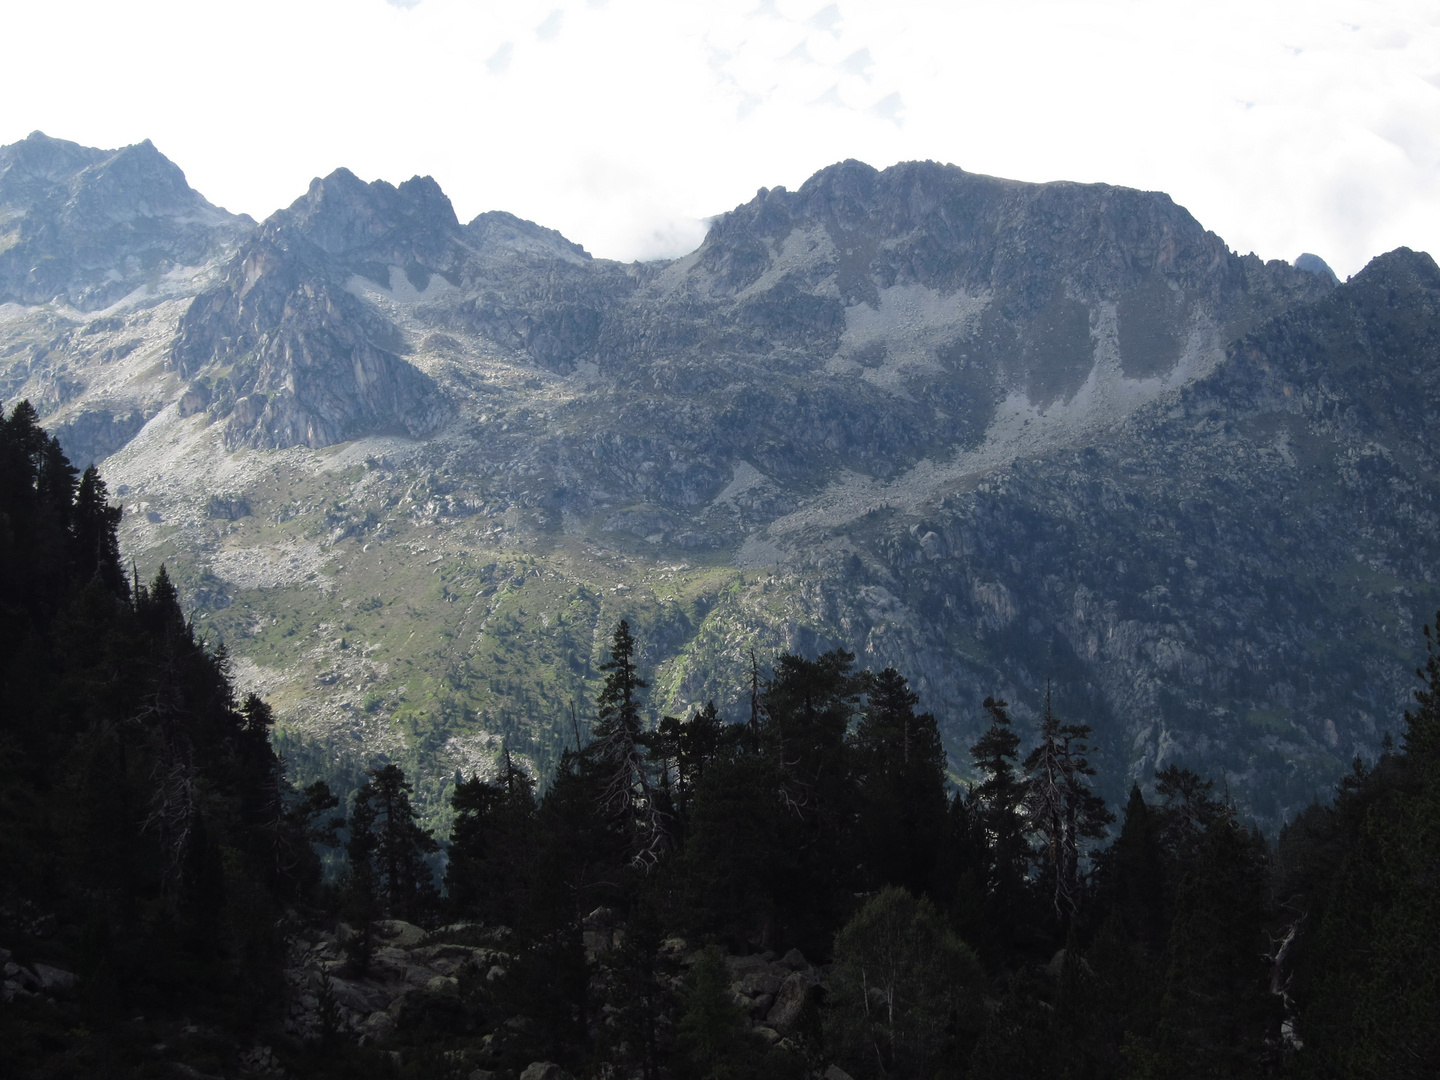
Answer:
0;131;249;310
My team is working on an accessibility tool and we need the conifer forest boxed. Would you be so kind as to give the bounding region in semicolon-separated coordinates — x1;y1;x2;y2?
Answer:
2;400;1438;1079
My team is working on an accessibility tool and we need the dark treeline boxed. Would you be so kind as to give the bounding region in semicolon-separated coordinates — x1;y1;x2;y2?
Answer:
415;622;1439;1080
2;400;1437;1080
0;402;351;1077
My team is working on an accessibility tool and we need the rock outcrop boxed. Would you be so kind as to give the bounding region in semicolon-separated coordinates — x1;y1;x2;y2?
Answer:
170;170;452;449
1;946;78;1004
283;919;510;1044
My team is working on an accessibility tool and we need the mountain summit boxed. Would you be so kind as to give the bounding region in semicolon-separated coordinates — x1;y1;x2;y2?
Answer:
0;132;249;310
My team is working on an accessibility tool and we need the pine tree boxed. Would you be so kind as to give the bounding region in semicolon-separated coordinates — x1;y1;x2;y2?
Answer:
71;465;128;597
1153;818;1280;1078
675;946;758;1080
764;649;861;792
592;620;668;870
597;901;670;1080
347;764;438;924
1154;764;1227;865
762;649;863;949
853;666;949;895
656;700;728;840
344;786;381;971
1022;687;1112;922
446;749;536;925
1286;614;1440;1077
1403;619;1440;766
1105;785;1169;949
970;696;1029;924
527;743;627;932
280;778;343;897
675;748;787;948
0;407;325;1060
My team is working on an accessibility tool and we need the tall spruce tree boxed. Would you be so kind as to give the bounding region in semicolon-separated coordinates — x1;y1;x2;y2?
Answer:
655;700;728;842
592;619;668;870
445;749;536;925
763;649;863;949
1104;785;1170;950
1152;817;1280;1078
853;667;949;895
1283;615;1440;1077
970;696;1030;929
347;764;438;923
675;945;762;1080
72;465;128;597
0;404;325;1066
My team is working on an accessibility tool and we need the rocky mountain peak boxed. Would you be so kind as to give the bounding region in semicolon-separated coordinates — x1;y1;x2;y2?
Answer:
464;210;592;263
691;157;1282;315
170;166;461;450
788;156;891;229
1;132;231;227
268;168;460;264
0;132;248;310
1346;245;1440;299
0;131;108;193
63;138;217;226
1293;252;1339;284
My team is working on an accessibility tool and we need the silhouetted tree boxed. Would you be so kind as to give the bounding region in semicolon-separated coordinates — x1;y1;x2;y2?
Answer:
970;696;1029;933
348;764;438;923
675;945;760;1080
853;667;949;895
1151;817;1280;1078
593;620;668;870
656;700;729;840
445;749;536;925
1022;687;1112;922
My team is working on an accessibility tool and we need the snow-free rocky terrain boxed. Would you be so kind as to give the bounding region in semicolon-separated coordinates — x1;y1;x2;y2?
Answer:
3;129;1434;830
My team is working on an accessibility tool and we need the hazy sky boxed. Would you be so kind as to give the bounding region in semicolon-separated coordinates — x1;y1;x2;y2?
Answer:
5;0;1439;276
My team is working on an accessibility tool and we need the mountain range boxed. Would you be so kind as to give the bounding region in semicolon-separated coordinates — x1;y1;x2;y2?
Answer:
3;129;1433;830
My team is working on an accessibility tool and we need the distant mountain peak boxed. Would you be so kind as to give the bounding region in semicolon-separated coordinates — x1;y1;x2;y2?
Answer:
0;131;248;310
1294;252;1339;284
465;209;591;262
272;167;461;258
0;131;108;188
1339;247;1440;310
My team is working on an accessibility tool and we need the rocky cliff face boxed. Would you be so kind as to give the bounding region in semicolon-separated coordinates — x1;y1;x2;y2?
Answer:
170;169;461;449
0;133;1421;829
749;248;1440;821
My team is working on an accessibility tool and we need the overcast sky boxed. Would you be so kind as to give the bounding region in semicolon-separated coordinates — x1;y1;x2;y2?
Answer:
5;0;1439;277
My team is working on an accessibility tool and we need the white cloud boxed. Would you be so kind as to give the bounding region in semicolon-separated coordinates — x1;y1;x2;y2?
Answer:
1;0;1437;275
842;47;874;79
536;8;564;40
872;92;903;125
486;42;515;74
808;4;843;37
